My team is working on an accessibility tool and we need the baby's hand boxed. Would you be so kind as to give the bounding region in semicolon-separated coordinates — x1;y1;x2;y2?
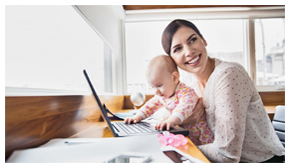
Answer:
124;115;143;124
155;121;175;131
155;116;181;130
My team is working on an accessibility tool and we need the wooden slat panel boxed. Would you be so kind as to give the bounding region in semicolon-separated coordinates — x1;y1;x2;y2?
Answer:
5;94;124;160
6;96;86;122
123;91;285;109
259;91;285;106
123;5;284;10
99;95;124;112
5;109;99;159
123;95;154;109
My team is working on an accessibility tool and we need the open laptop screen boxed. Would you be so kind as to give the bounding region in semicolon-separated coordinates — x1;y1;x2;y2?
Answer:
83;69;118;137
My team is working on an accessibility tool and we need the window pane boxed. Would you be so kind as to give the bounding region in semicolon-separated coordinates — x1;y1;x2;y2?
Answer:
125;21;169;94
193;20;245;67
125;19;246;94
254;18;285;86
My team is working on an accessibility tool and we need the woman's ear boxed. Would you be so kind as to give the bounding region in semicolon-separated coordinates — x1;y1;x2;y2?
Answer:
172;71;180;84
201;36;208;47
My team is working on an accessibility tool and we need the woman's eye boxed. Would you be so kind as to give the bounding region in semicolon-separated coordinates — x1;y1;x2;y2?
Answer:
190;37;197;43
173;48;180;53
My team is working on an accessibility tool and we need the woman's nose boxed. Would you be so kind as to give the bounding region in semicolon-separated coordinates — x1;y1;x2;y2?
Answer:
184;44;194;57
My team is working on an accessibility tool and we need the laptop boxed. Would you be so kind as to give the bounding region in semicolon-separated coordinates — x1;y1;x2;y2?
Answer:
83;69;189;137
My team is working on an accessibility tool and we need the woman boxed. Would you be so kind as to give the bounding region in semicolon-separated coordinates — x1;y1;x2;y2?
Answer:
162;19;285;163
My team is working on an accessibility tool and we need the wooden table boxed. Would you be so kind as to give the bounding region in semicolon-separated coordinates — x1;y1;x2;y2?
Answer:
68;105;279;163
70;117;210;163
264;106;276;121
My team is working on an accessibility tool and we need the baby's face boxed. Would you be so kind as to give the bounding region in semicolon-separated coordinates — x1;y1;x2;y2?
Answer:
147;70;178;99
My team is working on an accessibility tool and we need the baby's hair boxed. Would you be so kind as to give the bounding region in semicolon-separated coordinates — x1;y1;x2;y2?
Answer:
147;55;179;77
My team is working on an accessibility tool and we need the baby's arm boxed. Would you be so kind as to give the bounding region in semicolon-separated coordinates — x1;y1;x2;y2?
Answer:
172;88;199;122
155;115;181;130
156;87;199;130
125;95;163;124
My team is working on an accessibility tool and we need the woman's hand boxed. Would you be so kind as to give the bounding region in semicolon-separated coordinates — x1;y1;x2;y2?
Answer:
179;97;205;126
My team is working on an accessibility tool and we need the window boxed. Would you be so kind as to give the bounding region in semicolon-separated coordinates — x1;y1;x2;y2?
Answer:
125;10;285;94
193;20;245;68
254;18;285;87
125;21;169;94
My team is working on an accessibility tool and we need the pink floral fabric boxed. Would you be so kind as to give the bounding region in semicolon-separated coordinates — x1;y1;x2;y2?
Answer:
182;115;214;145
139;82;214;145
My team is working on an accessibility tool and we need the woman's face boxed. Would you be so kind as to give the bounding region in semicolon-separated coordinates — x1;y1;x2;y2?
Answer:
170;26;208;75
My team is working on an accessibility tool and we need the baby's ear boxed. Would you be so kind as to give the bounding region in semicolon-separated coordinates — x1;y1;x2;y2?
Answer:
172;71;180;84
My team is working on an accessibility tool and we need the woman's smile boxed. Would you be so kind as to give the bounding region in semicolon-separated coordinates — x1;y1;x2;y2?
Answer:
185;54;202;67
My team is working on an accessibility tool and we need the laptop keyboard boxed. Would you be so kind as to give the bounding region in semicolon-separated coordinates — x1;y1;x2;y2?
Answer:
115;122;160;135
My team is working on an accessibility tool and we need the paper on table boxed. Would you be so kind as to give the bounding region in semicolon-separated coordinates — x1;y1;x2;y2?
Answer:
6;134;173;163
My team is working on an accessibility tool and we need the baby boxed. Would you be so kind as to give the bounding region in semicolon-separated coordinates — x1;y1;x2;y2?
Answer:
125;55;214;145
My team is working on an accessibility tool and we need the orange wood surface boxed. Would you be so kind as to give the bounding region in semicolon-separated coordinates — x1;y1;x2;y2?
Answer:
177;137;210;163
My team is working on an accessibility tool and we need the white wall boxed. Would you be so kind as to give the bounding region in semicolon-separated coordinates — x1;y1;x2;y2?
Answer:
5;5;125;96
75;5;125;57
75;5;126;94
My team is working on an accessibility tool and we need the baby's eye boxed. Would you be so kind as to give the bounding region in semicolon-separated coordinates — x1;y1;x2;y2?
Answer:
157;84;163;88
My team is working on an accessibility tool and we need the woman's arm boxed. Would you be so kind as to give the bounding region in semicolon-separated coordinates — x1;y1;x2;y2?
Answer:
198;65;254;162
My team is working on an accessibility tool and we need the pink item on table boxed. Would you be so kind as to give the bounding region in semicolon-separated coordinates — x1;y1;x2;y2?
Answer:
157;131;188;148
